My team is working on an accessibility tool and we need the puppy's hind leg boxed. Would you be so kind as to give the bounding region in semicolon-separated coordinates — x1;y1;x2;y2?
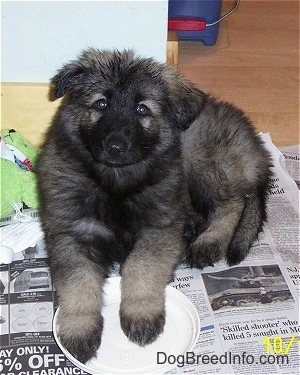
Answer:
186;198;244;269
226;191;268;266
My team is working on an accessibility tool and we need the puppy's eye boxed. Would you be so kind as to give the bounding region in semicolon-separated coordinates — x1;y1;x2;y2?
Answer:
95;98;107;110
136;104;149;116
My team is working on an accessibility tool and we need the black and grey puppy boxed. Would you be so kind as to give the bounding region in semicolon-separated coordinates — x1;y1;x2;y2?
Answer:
36;49;271;363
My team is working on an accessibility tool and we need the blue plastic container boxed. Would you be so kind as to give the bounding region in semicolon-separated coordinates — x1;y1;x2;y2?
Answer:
168;0;222;46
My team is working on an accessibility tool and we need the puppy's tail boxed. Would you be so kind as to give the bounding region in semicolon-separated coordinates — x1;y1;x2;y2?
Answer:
226;190;268;266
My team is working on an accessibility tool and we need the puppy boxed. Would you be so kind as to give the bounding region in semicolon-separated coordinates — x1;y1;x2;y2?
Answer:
36;48;271;363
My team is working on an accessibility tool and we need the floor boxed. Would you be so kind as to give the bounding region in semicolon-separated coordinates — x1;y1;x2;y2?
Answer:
176;0;299;147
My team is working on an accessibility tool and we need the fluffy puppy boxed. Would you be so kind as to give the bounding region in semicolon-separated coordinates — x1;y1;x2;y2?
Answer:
36;48;271;363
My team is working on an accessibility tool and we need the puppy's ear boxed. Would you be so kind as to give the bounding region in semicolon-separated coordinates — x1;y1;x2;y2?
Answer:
49;64;86;101
49;48;105;101
164;68;205;130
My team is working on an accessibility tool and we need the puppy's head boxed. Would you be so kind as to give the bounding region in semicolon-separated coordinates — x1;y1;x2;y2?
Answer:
50;48;203;170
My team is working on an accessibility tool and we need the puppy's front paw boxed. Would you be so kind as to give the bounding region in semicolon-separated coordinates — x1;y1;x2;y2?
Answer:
120;305;165;346
58;312;103;364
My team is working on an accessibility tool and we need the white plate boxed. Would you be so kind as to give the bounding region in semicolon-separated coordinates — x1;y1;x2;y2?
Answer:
53;277;200;374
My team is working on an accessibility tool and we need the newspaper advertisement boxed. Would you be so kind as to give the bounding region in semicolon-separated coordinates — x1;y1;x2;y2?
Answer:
1;133;299;374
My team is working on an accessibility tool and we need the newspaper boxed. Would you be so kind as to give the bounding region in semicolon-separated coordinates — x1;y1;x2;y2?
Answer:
0;133;299;375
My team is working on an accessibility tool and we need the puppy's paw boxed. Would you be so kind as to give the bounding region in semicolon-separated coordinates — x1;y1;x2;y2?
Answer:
226;244;250;266
120;306;165;346
58;312;103;364
186;241;222;269
60;330;102;364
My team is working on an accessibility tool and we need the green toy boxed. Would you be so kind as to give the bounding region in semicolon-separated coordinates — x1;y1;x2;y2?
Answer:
0;129;41;218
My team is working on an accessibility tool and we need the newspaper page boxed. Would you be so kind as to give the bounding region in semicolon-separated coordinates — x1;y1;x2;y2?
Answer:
279;145;300;189
0;134;299;375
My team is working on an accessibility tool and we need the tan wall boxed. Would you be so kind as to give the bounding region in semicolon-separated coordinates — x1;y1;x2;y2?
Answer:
1;83;61;146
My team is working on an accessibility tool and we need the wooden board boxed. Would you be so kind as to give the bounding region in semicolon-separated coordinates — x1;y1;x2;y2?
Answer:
167;31;179;66
1;83;61;146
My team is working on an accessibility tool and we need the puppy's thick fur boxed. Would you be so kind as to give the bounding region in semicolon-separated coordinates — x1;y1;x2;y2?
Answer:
36;49;271;363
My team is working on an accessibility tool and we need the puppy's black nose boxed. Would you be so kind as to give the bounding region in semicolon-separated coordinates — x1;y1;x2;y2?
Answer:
104;136;128;156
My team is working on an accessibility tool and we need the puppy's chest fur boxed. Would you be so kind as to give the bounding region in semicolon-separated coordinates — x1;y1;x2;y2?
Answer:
75;185;180;265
